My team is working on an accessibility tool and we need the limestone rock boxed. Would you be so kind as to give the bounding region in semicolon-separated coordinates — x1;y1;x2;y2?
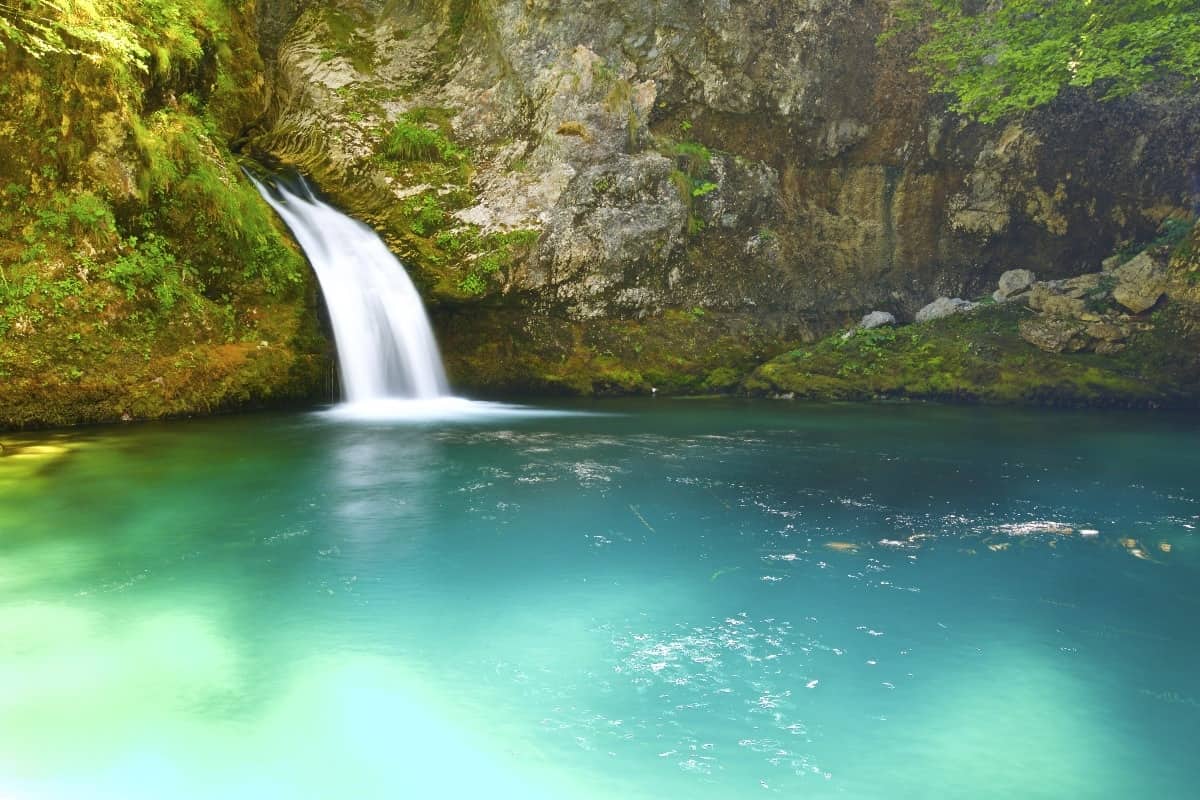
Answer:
1060;273;1104;298
1112;252;1167;313
993;288;1030;306
916;297;977;324
996;269;1035;299
248;0;1200;402
1019;316;1089;353
859;311;896;330
1084;321;1129;343
1028;284;1086;316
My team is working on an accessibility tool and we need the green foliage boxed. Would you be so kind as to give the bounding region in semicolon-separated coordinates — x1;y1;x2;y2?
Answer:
1116;215;1197;263
22;191;118;251
0;0;145;69
673;140;712;174
701;366;740;392
457;272;487;296
403;194;446;236
1155;216;1195;250
130;112;305;296
593;59;618;85
0;0;331;424
103;234;193;310
0;0;235;87
662;137;719;235
382;111;466;164
746;303;1200;406
885;0;1200;122
453;228;540;297
1084;275;1119;314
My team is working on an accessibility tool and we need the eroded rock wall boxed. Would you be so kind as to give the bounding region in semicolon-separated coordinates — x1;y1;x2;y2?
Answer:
255;0;1200;394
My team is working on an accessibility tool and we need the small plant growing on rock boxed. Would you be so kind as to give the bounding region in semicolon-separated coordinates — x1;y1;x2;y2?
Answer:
1084;275;1118;314
382;114;465;163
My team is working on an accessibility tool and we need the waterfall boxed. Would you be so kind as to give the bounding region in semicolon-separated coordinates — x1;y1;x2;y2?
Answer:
251;175;450;402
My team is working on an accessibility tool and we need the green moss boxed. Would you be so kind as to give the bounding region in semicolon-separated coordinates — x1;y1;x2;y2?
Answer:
436;0;474;61
0;0;328;429
673;140;713;173
659;133;719;237
746;304;1200;407
382;113;466;164
436;307;790;397
320;5;377;73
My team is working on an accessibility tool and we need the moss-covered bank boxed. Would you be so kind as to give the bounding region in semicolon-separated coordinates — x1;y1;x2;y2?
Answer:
436;307;795;397
745;273;1200;409
0;1;331;429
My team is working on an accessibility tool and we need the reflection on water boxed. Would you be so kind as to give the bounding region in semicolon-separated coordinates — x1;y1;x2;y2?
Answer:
0;401;1198;798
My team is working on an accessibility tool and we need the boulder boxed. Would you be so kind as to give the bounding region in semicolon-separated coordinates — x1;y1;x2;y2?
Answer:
1111;252;1167;313
1019;316;1089;353
993;288;1030;305
1084;321;1129;343
859;310;896;329
915;297;977;323
996;269;1035;299
1060;273;1104;299
1028;284;1086;316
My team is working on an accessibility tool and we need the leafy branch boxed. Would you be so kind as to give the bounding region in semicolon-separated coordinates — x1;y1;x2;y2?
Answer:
882;0;1200;122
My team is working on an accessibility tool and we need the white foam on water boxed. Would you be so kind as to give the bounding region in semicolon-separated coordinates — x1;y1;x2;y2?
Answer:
318;396;591;424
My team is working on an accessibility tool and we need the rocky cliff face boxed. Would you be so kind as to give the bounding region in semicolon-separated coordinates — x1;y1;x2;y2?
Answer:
254;0;1199;395
2;0;1197;429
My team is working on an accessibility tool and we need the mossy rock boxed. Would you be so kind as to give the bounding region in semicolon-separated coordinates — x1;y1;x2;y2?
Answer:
746;303;1200;408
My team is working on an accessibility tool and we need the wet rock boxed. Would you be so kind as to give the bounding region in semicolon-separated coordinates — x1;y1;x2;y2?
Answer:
915;297;977;323
1112;252;1167;313
859;311;896;330
1019;316;1089;353
996;269;1035;299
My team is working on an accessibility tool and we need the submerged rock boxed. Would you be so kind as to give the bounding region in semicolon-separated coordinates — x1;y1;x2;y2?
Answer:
915;297;977;323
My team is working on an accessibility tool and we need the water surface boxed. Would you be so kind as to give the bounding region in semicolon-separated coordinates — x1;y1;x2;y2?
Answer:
2;400;1197;798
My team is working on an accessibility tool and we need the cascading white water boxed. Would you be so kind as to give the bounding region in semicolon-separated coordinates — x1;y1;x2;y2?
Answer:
252;173;581;423
251;175;449;402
